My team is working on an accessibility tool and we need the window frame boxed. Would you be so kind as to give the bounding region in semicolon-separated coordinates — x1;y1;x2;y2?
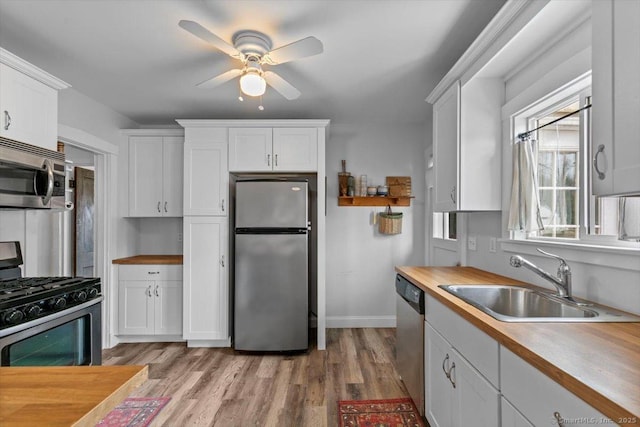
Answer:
510;79;638;249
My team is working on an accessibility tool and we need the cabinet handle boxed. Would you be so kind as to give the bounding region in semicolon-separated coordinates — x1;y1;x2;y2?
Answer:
157;201;161;213
442;353;450;378
275;154;278;167
148;271;159;275
553;412;565;427
450;186;456;204
146;285;152;297
593;144;606;180
155;285;160;297
448;362;456;388
220;255;225;267
3;111;10;130
164;201;168;213
221;199;225;212
267;154;271;166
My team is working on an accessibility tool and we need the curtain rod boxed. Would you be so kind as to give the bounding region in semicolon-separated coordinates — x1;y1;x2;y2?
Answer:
518;103;592;141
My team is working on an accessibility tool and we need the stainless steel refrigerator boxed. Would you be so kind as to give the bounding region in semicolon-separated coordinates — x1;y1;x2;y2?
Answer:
234;180;309;351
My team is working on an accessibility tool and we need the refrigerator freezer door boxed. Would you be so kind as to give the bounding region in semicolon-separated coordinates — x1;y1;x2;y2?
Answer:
236;181;308;229
234;232;308;351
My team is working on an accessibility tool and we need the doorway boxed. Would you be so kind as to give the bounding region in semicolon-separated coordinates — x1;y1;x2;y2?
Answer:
62;144;96;278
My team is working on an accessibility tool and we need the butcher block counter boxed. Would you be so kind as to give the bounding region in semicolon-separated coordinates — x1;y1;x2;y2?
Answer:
396;266;640;425
0;365;147;427
112;255;183;264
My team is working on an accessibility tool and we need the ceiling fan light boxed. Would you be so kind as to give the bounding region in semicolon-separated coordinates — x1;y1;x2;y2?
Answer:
240;71;266;97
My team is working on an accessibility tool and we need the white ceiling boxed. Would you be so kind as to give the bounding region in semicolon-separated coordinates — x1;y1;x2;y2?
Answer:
0;0;505;126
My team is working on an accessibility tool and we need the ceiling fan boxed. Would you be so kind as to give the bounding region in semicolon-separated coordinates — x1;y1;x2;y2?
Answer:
179;20;323;101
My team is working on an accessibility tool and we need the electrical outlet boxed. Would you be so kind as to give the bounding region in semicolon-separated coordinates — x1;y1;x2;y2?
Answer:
468;236;477;251
489;237;497;253
178;233;183;242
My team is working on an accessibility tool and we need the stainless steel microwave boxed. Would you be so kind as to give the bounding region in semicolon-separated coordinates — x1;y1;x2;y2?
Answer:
0;136;66;209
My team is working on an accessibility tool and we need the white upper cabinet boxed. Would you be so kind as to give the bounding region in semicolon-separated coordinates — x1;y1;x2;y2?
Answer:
228;128;273;172
228;127;318;172
431;78;503;212
433;82;460;212
183;127;228;216
128;134;184;217
272;128;318;171
0;49;69;151
592;0;640;196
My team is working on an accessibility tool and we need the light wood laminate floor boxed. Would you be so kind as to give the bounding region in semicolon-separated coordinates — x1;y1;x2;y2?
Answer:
102;328;409;426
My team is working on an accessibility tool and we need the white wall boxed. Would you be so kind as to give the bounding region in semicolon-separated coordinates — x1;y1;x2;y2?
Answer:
133;217;183;254
325;122;427;327
463;17;640;315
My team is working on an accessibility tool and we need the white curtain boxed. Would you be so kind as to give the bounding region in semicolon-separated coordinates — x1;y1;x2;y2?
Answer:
508;137;544;232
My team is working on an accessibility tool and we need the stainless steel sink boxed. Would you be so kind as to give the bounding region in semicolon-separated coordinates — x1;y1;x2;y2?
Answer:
439;284;640;322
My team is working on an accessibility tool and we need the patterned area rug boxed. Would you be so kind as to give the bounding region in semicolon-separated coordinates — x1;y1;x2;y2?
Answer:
338;397;425;427
96;397;171;427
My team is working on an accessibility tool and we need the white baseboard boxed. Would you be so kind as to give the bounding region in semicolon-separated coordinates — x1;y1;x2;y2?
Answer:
186;338;232;348
326;315;396;328
113;335;185;344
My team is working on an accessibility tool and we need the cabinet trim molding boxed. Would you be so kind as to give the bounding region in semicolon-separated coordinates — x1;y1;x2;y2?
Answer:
0;47;70;90
176;119;330;128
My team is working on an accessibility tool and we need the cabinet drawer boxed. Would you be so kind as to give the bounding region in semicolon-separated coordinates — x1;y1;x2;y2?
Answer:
425;294;499;387
119;264;182;281
500;346;611;426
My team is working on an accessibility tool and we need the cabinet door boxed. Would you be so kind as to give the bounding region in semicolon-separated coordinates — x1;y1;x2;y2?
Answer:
272;128;318;171
183;130;228;216
228;128;273;171
433;81;459;212
129;136;164;216
118;280;154;335
500;346;612;427
450;348;500;427
154;280;182;335
592;0;640;195
611;0;640;194
425;322;454;427
183;216;228;340
0;63;58;151
502;397;534;427
162;137;184;216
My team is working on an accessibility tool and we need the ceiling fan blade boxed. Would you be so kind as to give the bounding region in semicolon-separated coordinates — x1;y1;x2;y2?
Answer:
264;71;301;100
196;69;243;89
179;20;241;58
264;36;323;65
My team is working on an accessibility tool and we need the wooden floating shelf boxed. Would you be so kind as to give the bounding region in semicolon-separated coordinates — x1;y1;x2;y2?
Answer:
338;196;413;207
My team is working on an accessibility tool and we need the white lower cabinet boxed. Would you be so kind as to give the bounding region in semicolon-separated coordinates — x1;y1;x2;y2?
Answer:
425;323;500;427
501;397;534;427
183;216;228;341
118;265;182;336
500;346;612;427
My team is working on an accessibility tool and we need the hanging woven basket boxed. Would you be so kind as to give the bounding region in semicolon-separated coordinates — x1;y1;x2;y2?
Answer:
378;205;403;235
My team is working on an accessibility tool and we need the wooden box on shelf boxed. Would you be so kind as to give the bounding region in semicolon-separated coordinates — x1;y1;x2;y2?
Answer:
338;195;413;207
386;176;412;197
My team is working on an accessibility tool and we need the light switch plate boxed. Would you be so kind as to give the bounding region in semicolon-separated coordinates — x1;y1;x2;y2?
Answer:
489;237;497;253
468;235;477;251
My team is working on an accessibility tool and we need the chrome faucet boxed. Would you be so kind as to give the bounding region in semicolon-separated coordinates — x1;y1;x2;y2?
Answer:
510;248;572;299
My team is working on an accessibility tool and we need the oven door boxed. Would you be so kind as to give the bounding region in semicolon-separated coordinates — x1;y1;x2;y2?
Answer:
0;299;102;366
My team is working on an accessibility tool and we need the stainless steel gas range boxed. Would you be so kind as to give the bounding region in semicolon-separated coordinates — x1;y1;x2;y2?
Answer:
0;241;102;366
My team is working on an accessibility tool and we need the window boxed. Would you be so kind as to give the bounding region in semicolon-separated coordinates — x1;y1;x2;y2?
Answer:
433;212;457;240
518;87;627;244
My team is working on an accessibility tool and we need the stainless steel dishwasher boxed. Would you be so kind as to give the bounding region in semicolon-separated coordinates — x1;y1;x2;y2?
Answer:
395;274;425;417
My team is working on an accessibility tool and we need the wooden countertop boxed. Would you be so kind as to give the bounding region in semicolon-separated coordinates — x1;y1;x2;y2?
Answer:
396;266;640;426
112;255;183;265
0;365;148;427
